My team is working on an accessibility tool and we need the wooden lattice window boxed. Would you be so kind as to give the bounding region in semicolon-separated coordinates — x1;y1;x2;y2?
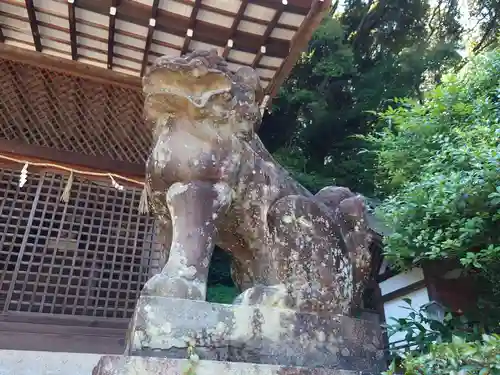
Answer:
0;58;149;165
0;168;161;319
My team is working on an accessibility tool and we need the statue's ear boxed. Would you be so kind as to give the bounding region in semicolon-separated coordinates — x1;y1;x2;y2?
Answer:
234;66;262;99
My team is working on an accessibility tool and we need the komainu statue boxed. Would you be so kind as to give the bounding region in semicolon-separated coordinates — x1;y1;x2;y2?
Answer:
142;49;372;316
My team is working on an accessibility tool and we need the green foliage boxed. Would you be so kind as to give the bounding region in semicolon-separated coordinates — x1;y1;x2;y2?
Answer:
372;50;500;270
207;247;234;287
260;0;464;196
206;285;238;304
384;299;500;374
467;0;500;54
272;147;335;192
207;247;238;304
384;334;500;375
385;299;485;356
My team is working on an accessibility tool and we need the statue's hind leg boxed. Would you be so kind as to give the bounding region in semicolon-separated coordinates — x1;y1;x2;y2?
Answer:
234;195;341;312
234;189;371;315
142;181;231;300
315;187;373;310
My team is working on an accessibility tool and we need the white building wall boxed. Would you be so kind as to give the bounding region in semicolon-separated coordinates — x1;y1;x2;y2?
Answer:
379;268;425;296
383;288;430;344
379;267;430;345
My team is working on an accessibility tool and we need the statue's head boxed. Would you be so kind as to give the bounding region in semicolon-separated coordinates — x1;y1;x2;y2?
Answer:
143;49;263;138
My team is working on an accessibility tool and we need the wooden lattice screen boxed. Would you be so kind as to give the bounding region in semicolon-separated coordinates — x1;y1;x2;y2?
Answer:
0;168;162;320
0;58;150;165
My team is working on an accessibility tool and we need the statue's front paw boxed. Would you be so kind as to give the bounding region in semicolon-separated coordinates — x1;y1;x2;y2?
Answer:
142;274;205;300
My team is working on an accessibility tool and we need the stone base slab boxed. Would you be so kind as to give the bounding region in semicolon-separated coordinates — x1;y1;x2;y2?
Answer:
93;356;375;375
126;297;384;373
0;350;102;375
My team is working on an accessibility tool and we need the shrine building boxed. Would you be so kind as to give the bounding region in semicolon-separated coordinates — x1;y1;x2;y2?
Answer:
0;0;332;365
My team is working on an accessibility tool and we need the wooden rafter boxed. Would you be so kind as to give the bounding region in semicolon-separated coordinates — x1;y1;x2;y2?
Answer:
222;0;249;59
252;46;266;69
0;43;141;90
201;2;298;31
107;0;118;69
67;0;77;60
67;0;291;59
181;0;201;55
249;0;310;14
140;0;159;77
252;0;287;68
25;0;42;52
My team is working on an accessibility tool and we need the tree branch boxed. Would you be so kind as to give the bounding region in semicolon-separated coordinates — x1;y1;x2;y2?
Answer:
426;0;444;43
351;0;389;50
330;0;340;16
472;17;498;53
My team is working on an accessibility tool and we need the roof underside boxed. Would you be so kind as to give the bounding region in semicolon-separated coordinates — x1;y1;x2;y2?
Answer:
0;0;328;98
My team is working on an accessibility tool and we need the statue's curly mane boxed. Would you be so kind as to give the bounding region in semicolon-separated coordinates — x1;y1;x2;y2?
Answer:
149;49;233;77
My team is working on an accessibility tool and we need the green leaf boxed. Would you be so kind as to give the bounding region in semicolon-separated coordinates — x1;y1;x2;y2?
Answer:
402;298;413;306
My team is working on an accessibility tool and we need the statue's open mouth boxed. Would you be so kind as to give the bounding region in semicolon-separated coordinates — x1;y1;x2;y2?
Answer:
143;57;233;118
154;86;230;108
142;51;262;131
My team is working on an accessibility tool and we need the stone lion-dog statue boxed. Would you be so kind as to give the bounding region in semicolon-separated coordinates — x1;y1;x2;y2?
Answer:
142;49;372;316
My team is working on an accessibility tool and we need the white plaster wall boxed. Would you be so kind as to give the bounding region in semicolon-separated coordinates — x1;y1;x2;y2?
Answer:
379;268;424;296
383;287;430;345
0;350;101;375
379;267;430;348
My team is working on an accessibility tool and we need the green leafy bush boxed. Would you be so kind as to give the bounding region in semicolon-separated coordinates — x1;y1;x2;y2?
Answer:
371;50;500;270
384;334;500;375
384;299;500;374
385;299;485;356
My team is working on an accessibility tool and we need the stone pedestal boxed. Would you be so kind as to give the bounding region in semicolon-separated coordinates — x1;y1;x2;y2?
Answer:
92;297;385;375
93;356;367;375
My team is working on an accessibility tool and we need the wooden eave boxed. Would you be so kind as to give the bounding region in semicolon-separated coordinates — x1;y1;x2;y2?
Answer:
0;0;330;183
0;0;331;103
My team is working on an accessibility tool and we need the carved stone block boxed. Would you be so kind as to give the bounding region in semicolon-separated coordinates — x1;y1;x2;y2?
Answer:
125;297;384;373
92;356;370;375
